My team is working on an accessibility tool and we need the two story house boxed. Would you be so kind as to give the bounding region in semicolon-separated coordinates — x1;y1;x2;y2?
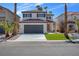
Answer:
55;12;78;33
0;6;20;33
19;10;55;34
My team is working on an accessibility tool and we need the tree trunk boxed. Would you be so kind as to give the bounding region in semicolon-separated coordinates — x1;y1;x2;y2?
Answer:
64;3;70;40
5;32;9;38
12;3;17;35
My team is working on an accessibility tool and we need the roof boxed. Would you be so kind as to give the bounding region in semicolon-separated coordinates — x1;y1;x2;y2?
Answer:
20;19;47;23
67;21;75;23
0;6;20;18
55;12;79;19
22;10;47;13
20;19;54;23
67;12;79;15
46;20;54;23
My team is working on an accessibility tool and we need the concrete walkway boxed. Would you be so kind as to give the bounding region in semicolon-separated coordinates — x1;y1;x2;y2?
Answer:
8;34;47;41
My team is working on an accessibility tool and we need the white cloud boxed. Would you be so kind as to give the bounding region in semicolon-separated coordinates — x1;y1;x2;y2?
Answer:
17;3;34;19
17;3;44;11
35;3;44;6
17;3;34;11
17;3;44;18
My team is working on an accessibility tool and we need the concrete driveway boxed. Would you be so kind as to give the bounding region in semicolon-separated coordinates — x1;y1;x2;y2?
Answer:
8;34;47;41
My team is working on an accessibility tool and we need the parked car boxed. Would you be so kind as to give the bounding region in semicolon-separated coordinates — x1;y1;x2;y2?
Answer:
68;33;79;43
0;28;5;34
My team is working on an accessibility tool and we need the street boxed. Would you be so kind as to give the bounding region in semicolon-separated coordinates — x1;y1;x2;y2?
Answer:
0;41;79;56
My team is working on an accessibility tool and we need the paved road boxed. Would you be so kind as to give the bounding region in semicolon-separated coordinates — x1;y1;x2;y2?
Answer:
0;41;79;56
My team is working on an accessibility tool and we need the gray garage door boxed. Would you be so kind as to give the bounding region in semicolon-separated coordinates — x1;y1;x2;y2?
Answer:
24;25;43;33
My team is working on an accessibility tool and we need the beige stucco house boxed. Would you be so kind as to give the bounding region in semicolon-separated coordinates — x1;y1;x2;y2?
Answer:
0;6;20;22
55;12;79;33
0;6;20;33
19;10;55;34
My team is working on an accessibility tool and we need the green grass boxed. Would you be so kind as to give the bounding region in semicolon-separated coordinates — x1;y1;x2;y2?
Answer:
45;33;67;40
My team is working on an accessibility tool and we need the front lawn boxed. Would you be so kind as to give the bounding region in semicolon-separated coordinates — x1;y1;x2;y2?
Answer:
45;33;67;40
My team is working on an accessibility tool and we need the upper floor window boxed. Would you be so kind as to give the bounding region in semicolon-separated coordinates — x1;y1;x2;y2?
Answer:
46;16;51;19
37;14;45;17
23;14;32;18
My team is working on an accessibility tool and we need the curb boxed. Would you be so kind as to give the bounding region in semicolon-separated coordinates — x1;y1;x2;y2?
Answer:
7;40;66;42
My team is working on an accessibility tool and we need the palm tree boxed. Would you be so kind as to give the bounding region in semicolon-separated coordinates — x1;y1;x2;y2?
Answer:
64;3;71;41
12;3;17;35
49;11;52;14
44;6;48;12
36;5;43;11
0;21;14;38
64;3;67;34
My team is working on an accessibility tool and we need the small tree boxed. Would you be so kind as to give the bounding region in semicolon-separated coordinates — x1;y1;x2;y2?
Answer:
0;21;14;38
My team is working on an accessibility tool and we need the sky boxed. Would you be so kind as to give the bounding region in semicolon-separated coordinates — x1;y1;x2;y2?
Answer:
0;3;79;21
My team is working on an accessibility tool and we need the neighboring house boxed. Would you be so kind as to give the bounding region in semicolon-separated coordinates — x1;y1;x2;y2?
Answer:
0;6;20;34
19;10;55;34
55;12;79;33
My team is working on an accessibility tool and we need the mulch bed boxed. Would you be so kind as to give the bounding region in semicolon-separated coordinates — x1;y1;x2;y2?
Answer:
8;34;21;40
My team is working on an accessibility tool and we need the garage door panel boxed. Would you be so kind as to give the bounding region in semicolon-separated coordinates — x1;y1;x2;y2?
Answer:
24;25;43;33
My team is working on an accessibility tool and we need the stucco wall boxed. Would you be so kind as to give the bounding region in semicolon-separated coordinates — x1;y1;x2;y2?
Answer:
5;10;20;23
50;23;54;32
0;8;20;23
23;13;46;20
56;14;79;32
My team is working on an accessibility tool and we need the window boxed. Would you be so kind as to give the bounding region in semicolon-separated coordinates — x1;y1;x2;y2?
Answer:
46;16;51;19
23;14;26;18
23;14;32;17
37;14;45;17
69;25;74;30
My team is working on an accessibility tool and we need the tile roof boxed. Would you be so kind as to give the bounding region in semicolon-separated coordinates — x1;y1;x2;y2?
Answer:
0;6;20;18
67;12;79;15
20;19;47;23
20;19;54;23
55;12;79;18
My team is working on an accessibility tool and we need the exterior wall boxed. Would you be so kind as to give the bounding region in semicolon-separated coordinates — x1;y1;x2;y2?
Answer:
55;21;61;32
0;12;5;17
47;22;54;32
5;10;20;23
19;23;47;33
56;14;79;22
23;13;46;20
5;9;14;22
67;23;78;32
56;14;79;33
0;8;6;21
56;14;77;22
21;11;54;33
50;23;54;32
0;8;20;23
